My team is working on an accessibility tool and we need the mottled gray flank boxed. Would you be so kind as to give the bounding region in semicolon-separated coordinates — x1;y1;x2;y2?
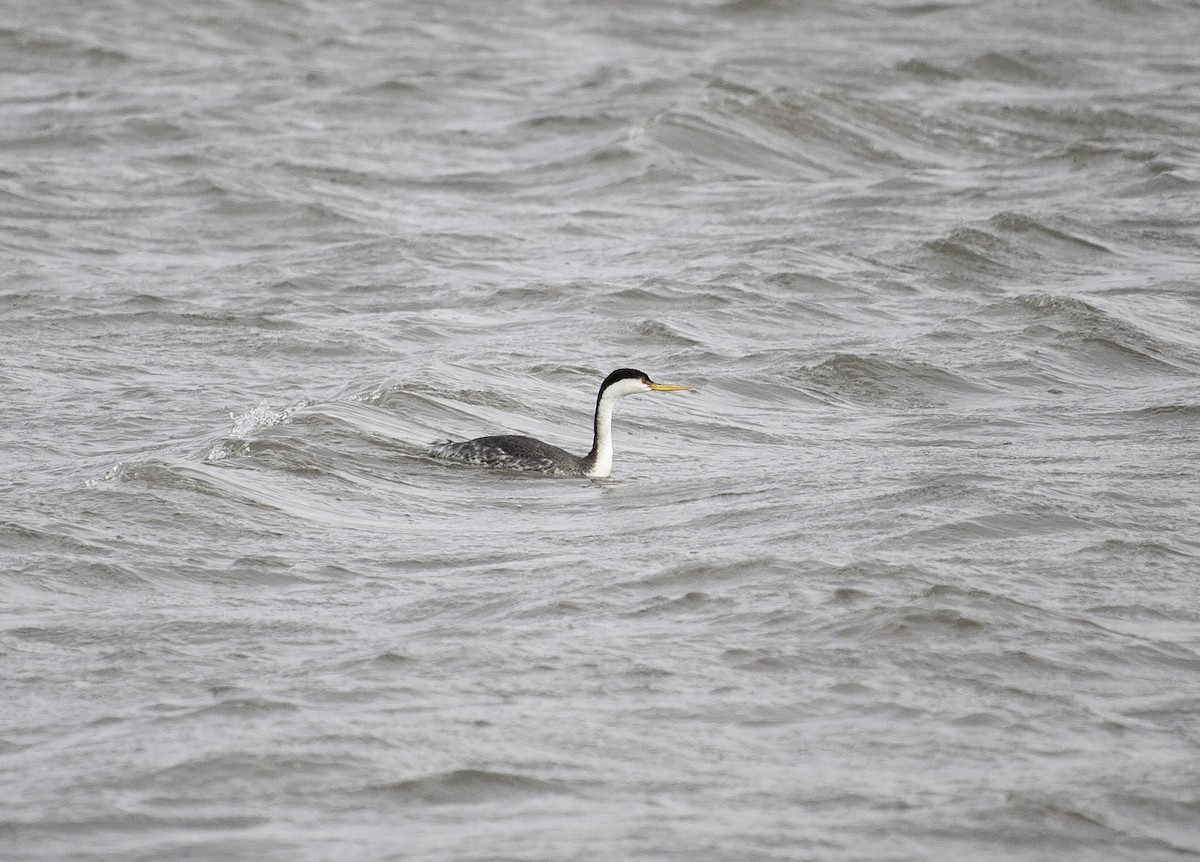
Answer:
3;0;1200;860
430;434;588;475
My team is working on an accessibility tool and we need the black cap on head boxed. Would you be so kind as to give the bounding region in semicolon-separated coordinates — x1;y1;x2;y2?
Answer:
600;368;650;391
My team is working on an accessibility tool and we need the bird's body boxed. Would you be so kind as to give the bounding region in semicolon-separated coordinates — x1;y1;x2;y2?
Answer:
429;434;587;476
428;368;692;478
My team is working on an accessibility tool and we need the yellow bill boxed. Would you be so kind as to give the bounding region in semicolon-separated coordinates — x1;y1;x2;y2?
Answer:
649;383;693;392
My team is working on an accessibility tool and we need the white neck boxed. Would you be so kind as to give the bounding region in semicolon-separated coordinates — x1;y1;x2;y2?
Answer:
584;392;617;478
583;377;648;478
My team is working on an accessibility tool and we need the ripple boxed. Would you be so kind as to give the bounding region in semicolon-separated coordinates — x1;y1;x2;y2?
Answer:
360;769;565;805
176;698;299;719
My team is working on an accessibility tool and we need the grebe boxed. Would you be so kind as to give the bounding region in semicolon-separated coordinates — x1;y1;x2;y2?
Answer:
428;368;692;478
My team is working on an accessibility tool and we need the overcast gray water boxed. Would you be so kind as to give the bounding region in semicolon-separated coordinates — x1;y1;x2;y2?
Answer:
4;0;1200;859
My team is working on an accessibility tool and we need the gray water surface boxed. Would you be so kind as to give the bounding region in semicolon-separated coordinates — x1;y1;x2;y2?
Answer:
3;1;1200;859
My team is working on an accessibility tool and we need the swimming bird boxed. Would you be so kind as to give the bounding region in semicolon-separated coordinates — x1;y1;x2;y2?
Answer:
428;368;693;478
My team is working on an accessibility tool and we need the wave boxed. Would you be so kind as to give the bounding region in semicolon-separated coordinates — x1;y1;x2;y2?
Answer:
926;290;1199;391
1005;293;1195;374
958;49;1086;87
915;212;1116;289
799;353;993;406
359;768;565;805
637;85;967;181
1119;403;1200;421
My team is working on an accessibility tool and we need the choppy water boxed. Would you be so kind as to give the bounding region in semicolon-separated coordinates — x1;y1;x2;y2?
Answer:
4;0;1200;859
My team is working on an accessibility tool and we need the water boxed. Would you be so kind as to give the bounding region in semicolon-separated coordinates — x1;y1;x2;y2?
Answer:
3;0;1200;858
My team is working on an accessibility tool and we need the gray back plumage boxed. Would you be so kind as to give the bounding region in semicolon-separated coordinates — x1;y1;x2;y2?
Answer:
429;435;587;476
